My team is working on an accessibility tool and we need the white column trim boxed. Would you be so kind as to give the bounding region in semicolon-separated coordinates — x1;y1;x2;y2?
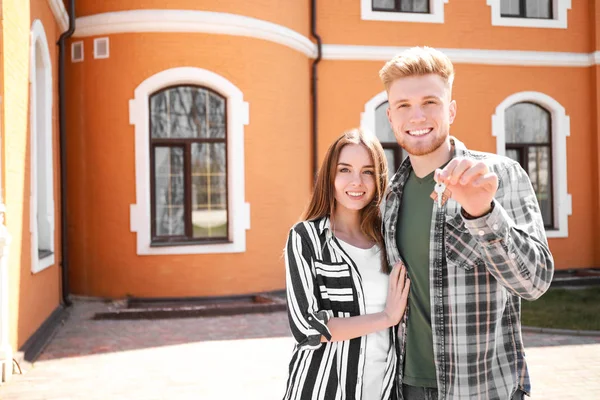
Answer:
361;0;449;23
47;0;69;33
0;206;12;383
30;20;56;274
129;67;250;255
74;10;316;58
491;91;571;238
487;0;571;29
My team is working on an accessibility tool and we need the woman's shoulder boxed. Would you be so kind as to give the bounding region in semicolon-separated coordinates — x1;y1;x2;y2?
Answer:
289;216;328;238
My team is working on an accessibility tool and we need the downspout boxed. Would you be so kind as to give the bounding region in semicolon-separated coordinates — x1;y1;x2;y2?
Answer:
310;0;322;182
57;0;76;307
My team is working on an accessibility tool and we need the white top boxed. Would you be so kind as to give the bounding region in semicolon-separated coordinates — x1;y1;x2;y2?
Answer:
338;240;390;400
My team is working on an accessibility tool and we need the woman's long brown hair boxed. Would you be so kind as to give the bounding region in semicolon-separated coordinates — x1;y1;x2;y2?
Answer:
301;128;390;273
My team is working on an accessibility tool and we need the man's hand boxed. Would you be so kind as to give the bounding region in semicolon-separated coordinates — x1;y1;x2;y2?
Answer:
434;158;499;218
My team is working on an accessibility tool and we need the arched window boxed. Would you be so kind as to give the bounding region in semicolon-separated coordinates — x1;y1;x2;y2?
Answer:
492;91;571;238
149;86;228;243
362;92;407;177
130;67;250;255
30;20;54;273
504;102;553;227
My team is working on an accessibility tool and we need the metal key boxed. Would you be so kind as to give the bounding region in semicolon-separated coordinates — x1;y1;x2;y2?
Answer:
434;182;446;208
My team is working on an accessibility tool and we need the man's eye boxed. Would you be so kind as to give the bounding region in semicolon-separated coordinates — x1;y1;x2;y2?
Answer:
398;104;409;108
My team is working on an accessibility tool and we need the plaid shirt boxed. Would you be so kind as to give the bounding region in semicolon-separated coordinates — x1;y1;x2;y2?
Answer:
381;137;554;400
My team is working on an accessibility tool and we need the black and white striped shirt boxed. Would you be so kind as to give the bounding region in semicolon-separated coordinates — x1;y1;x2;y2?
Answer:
283;217;398;400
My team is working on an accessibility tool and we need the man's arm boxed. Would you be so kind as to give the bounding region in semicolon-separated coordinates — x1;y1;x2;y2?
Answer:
460;162;554;300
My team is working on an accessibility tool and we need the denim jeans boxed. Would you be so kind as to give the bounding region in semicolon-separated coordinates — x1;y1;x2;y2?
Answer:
401;385;526;400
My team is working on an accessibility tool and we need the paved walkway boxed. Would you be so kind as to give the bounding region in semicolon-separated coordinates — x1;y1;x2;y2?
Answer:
1;299;599;399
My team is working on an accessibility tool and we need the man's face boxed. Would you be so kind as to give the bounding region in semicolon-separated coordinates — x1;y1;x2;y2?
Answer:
386;74;456;157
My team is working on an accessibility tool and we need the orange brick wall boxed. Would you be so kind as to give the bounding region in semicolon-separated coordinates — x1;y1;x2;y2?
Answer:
318;1;593;52
2;0;62;350
74;0;312;38
65;33;311;298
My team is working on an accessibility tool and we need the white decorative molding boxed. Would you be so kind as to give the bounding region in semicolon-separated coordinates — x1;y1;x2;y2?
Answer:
47;0;69;33
129;67;250;255
30;20;56;273
67;9;600;67
487;0;571;29
322;44;597;66
491;91;571;238
74;10;316;58
361;0;449;23
360;90;388;135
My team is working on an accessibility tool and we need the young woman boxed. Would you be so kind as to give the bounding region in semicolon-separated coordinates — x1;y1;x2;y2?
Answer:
283;128;411;400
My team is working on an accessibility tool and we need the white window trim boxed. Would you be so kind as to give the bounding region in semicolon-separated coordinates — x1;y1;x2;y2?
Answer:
360;90;389;135
361;0;449;23
491;91;571;238
93;37;109;59
487;0;571;29
129;67;250;255
30;20;55;273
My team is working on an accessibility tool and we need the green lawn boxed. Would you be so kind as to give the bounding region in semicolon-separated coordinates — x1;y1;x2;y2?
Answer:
521;287;600;331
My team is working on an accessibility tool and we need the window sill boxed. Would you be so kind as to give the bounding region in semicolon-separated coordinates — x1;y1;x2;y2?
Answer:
32;253;55;274
150;239;232;247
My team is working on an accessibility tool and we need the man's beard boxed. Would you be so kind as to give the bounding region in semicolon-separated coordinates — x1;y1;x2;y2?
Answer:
395;128;448;157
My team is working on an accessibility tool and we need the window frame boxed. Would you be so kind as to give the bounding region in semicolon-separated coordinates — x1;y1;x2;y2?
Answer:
361;91;407;174
504;102;554;228
372;0;430;14
492;91;571;238
129;67;250;255
487;0;571;29
361;0;449;23
148;86;230;246
30;19;55;274
500;0;553;20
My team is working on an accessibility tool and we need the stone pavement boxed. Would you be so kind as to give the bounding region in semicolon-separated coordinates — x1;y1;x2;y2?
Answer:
0;299;599;399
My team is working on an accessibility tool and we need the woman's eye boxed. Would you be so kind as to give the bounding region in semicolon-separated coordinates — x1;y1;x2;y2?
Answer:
340;167;350;173
363;170;374;175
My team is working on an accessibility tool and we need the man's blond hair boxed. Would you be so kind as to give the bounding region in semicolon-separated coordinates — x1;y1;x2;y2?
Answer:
379;46;455;92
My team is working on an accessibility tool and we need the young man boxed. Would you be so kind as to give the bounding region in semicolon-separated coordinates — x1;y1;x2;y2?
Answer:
378;47;554;400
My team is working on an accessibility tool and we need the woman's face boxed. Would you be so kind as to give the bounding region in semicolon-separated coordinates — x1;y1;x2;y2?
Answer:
334;144;377;213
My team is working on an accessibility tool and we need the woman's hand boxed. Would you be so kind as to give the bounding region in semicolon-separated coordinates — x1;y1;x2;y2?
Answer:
382;262;411;327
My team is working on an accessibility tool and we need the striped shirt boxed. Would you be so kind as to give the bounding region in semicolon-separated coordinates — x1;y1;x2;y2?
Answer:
283;217;398;400
381;137;554;400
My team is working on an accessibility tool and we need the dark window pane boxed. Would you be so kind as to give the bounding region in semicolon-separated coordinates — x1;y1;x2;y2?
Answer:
154;147;185;236
373;0;395;10
506;149;520;163
528;147;552;227
526;0;551;18
375;102;396;142
150;87;226;139
400;0;429;13
505;102;550;144
501;0;520;16
383;149;396;179
191;143;227;239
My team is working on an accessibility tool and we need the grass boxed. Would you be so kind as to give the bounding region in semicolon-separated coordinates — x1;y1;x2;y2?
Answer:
521;287;600;331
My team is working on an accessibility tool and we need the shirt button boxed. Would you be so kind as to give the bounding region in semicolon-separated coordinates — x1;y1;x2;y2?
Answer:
478;230;485;236
492;224;499;230
510;253;517;259
308;317;312;321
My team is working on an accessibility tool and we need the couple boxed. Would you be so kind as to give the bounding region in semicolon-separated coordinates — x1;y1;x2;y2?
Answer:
282;47;554;400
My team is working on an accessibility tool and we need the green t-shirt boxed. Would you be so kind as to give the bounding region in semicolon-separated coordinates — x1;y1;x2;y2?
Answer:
396;168;437;388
